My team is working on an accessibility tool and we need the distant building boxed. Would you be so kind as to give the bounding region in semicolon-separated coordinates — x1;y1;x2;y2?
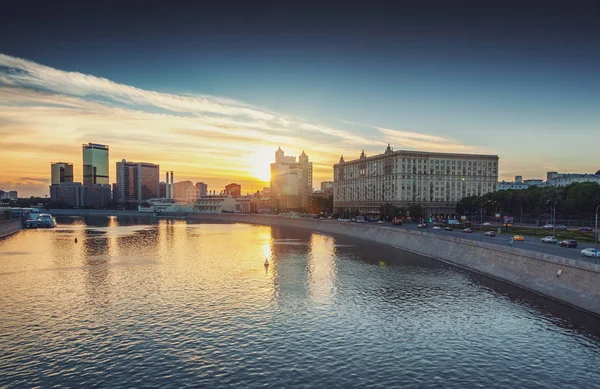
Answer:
82;143;109;185
8;191;18;200
81;185;111;208
320;181;334;196
196;182;208;197
50;183;110;208
50;183;82;208
116;160;160;203
270;147;313;212
51;162;74;185
173;181;194;200
334;145;499;215
546;171;600;187
498;176;530;191
523;179;544;186
224;183;241;197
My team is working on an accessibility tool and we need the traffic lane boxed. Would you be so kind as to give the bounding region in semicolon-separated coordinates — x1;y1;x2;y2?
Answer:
354;221;597;264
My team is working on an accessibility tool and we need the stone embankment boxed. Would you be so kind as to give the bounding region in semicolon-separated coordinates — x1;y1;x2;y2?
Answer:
0;218;23;239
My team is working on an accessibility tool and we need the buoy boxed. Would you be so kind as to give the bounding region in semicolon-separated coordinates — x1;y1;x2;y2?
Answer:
74;238;78;243
264;258;269;267
557;269;562;277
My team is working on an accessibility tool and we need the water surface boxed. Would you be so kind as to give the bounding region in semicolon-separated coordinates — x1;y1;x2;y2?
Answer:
1;216;599;388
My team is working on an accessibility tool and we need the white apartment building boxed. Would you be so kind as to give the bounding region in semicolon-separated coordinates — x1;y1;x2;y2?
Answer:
333;145;499;215
546;171;600;187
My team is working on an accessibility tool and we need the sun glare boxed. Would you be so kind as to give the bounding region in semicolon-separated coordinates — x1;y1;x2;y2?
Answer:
248;151;272;182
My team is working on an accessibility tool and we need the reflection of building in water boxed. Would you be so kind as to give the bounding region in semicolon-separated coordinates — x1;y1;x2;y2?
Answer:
307;234;337;304
268;227;314;303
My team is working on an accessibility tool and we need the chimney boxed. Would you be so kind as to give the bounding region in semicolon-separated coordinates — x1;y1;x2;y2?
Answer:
170;171;174;200
165;172;169;199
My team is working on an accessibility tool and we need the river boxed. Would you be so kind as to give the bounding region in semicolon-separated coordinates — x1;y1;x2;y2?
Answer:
1;216;599;388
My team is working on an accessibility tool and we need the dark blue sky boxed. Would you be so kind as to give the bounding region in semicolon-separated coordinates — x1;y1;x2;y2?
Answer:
1;0;599;186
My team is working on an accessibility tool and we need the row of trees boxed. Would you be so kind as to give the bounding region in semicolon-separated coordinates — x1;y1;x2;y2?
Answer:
456;182;600;219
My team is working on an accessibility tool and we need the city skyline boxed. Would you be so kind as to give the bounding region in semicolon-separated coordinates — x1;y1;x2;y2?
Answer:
1;2;599;197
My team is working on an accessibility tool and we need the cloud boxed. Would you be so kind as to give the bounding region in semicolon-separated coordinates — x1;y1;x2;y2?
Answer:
378;127;496;154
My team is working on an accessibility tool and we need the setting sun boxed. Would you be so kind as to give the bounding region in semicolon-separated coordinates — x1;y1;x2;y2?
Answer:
248;151;272;183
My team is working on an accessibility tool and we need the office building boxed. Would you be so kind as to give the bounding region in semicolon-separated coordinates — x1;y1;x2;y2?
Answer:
270;147;313;212
320;181;334;196
82;143;109;185
116;160;160;203
546;171;600;187
50;183;110;208
51;162;74;185
224;183;241;197
333;145;499;215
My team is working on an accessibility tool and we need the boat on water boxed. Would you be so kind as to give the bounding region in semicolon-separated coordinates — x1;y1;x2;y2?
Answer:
24;213;57;229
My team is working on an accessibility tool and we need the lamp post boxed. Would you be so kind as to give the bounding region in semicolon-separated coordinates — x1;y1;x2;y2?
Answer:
595;204;599;262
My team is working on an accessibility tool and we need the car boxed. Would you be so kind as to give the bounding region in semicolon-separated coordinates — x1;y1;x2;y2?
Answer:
484;231;496;237
541;236;557;244
378;220;384;224
513;235;525;241
417;223;427;228
581;248;600;257
483;222;491;226
432;226;441;230
445;227;454;231
578;227;593;232
557;225;567;231
559;240;577;248
542;224;554;230
463;228;473;233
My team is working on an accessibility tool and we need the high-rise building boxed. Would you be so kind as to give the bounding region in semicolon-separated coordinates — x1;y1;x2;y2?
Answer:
333;145;499;216
82;143;109;185
270;147;313;212
51;162;74;185
196;182;208;197
116;160;160;203
224;183;241;197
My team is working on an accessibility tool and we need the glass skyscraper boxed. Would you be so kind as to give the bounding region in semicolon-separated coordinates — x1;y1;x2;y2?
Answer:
50;162;74;185
82;143;109;185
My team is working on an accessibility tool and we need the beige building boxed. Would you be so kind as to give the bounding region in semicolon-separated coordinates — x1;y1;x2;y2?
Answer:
333;145;499;216
270;147;313;212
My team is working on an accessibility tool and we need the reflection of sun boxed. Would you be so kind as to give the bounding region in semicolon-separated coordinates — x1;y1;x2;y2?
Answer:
248;152;272;182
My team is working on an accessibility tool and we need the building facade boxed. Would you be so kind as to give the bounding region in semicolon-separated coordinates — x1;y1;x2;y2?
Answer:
82;143;109;185
546;171;600;187
51;162;74;185
224;183;241;197
50;183;111;208
116;160;160;203
333;145;499;215
270;147;313;212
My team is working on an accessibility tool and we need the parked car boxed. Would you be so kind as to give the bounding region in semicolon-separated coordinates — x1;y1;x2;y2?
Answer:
432;226;441;230
378;220;384;224
513;235;525;241
559;240;577;248
417;223;427;228
484;231;496;237
483;222;491;226
542;224;554;230
445;227;454;231
557;225;567;231
463;228;473;233
578;227;593;232
541;236;558;244
581;248;600;257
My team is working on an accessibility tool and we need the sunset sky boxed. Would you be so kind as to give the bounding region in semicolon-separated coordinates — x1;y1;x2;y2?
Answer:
1;1;599;197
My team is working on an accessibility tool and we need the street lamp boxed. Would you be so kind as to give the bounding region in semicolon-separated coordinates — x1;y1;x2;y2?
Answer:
595;204;599;262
